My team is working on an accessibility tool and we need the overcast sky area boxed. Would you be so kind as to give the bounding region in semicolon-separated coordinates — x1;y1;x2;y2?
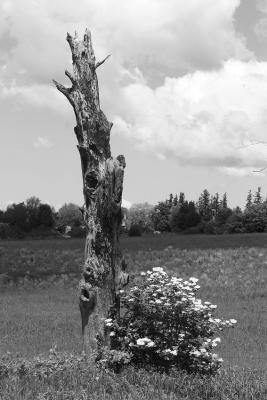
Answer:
1;0;267;210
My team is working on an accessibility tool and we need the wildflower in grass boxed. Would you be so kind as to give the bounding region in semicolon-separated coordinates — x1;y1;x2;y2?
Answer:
152;267;165;273
229;319;237;324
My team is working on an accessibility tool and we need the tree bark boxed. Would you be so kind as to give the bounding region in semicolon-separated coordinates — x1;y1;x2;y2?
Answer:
53;29;128;353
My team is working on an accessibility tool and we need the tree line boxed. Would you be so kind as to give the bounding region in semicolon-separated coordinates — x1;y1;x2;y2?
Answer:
0;197;85;239
1;187;267;239
126;187;267;235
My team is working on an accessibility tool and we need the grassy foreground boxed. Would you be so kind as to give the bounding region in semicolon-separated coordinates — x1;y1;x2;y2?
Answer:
0;235;266;399
0;361;265;400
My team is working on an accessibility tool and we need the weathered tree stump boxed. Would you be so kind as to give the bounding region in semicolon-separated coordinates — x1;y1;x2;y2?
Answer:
53;29;128;353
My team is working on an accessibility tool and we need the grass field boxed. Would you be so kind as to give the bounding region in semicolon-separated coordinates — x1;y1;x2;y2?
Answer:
0;233;266;399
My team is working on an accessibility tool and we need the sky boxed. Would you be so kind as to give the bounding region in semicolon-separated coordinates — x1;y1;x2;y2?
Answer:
1;0;267;210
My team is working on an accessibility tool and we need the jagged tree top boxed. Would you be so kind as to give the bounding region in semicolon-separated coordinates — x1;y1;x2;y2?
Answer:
53;29;110;121
53;29;112;157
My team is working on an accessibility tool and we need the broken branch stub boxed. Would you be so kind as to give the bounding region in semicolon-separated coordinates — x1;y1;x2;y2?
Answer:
53;29;128;352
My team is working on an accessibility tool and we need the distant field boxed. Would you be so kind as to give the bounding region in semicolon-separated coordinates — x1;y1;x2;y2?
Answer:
1;231;267;253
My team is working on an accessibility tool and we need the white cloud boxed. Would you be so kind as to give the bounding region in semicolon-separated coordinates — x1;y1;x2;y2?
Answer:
33;136;54;149
0;82;68;112
0;0;251;89
113;59;267;175
254;17;267;38
0;0;262;177
256;0;267;13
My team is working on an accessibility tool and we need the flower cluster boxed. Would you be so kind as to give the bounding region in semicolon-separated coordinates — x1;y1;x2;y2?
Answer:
103;267;237;374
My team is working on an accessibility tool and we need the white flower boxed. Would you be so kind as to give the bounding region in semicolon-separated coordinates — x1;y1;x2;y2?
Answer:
140;272;146;276
152;267;165;273
105;318;112;323
229;319;237;324
210;305;217;309
110;332;115;337
155;299;162;304
165;348;177;356
106;322;112;327
136;337;154;347
136;339;145;346
191;350;201;357
189;277;199;283
211;337;221;347
200;348;207;353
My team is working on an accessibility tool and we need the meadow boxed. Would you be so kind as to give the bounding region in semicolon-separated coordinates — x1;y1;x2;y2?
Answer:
0;233;266;399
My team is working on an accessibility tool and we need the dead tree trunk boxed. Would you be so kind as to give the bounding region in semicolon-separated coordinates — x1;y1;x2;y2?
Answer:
53;29;128;353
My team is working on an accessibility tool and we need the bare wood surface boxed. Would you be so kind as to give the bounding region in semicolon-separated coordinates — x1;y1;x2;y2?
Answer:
54;29;128;353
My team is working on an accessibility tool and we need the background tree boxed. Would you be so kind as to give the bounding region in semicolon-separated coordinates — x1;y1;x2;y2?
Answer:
126;203;154;233
53;30;128;352
178;192;185;205
151;202;171;232
221;192;228;209
168;193;173;208
215;205;232;226
25;196;41;230
245;189;252;209
243;202;267;232
39;203;55;228
225;207;244;234
173;194;178;207
57;203;83;232
4;202;28;231
197;189;212;221
253;187;262;205
210;193;220;218
0;209;4;223
170;200;200;232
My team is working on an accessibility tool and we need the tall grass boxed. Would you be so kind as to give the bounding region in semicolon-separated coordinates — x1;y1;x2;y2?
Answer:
0;237;266;399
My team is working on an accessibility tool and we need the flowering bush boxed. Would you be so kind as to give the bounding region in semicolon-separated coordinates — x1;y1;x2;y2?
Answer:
102;267;237;374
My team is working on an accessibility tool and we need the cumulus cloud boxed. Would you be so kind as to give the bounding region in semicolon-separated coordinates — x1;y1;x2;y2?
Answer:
254;17;267;38
113;59;267;174
0;0;251;89
33;136;54;149
0;0;263;176
0;81;68;112
256;0;267;14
